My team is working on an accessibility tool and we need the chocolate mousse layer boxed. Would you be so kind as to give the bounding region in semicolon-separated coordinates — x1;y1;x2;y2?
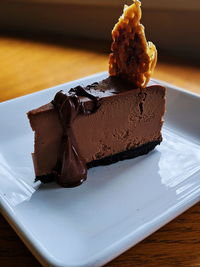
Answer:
28;76;165;186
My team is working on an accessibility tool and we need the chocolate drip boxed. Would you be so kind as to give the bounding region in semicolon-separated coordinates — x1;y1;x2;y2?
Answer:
69;85;100;115
50;86;100;187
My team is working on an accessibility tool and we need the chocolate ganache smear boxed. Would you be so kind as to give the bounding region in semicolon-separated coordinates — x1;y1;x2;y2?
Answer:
44;84;100;187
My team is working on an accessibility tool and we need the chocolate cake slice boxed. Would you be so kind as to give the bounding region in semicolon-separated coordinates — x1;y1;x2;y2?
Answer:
28;77;165;187
27;0;166;187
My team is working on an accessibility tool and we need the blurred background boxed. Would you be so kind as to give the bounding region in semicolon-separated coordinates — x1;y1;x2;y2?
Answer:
1;0;200;56
0;0;200;102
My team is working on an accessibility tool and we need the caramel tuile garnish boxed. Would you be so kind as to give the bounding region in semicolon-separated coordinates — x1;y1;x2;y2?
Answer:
109;0;157;88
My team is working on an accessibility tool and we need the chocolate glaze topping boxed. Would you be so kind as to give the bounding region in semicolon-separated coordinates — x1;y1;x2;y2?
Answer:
50;85;100;187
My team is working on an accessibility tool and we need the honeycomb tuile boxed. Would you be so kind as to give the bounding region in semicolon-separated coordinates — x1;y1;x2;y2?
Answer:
109;0;157;88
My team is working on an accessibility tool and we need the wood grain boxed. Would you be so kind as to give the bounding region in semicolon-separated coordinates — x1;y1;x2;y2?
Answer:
0;34;199;267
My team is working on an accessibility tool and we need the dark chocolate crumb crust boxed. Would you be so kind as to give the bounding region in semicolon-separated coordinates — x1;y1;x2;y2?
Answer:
87;138;161;168
35;138;162;184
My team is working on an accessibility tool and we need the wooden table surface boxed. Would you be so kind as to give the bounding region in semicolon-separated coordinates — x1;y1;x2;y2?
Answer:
0;34;200;267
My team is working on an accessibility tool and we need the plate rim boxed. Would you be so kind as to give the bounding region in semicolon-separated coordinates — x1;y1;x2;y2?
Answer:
0;72;199;107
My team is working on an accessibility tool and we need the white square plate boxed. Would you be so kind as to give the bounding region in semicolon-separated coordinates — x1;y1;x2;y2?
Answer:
0;72;200;267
